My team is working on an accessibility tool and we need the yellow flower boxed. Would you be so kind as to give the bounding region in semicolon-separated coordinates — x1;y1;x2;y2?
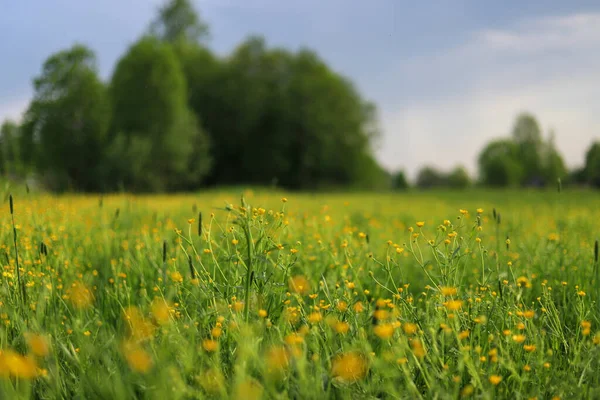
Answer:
265;346;290;376
444;300;463;311
68;281;94;309
403;322;418;335
335;321;350;334
25;333;50;357
411;339;426;358
416;222;425;228
440;286;457;296
308;312;323;324
331;352;368;383
258;309;268;318
0;350;38;379
489;375;502;385
512;334;526;344
151;297;171;325
373;323;395;339
288;275;311;295
202;339;218;352
121;341;153;373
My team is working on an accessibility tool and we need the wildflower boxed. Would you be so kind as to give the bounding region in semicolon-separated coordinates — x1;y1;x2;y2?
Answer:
121;341;153;373
289;275;311;295
458;330;470;340
489;375;502;385
258;309;268;318
68;281;94;309
444;300;463;311
308;312;322;324
202;339;218;352
265;346;290;376
0;350;38;379
403;322;418;335
25;333;50;357
416;222;425;228
170;271;183;283
151;298;171;325
335;321;350;334
373;323;395;339
523;344;536;352
440;286;457;296
411;339;426;358
512;334;526;344
331;352;368;383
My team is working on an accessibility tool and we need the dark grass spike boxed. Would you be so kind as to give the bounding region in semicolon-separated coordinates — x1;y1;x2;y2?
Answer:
188;255;196;279
595;239;598;264
162;240;167;264
365;233;370;245
493;208;497;221
9;195;26;305
497;213;501;225
557;178;562;193
198;212;202;237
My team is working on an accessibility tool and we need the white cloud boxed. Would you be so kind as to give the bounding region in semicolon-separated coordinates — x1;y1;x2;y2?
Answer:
379;12;600;179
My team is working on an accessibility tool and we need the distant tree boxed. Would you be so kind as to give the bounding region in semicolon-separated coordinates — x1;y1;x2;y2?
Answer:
511;112;544;186
584;141;600;188
110;36;211;191
541;131;567;186
392;170;409;190
416;166;445;189
478;139;523;187
20;45;110;191
149;0;209;44
0;120;23;177
447;166;471;189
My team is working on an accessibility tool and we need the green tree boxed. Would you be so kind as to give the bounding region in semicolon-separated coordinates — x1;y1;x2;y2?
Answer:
110;36;210;191
478;139;523;187
447;166;471;189
20;45;110;191
511;112;544;185
584;141;600;188
392;170;410;190
149;0;209;44
541;131;567;186
416;166;445;189
0;120;23;177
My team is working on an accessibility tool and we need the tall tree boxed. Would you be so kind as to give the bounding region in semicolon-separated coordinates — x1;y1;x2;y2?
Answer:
110;36;210;191
0;120;23;177
150;0;209;44
20;45;110;191
541;131;567;186
478;139;523;187
584;141;600;188
511;112;544;186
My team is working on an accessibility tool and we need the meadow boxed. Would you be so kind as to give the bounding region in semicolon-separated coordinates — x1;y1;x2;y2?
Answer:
0;187;600;399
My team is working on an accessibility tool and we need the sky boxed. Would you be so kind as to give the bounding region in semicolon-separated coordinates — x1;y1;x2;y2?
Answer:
1;0;600;178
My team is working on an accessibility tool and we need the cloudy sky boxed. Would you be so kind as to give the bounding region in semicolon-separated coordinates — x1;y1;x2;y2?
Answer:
2;0;599;178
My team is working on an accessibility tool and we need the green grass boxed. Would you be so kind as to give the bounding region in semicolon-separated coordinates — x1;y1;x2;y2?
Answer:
0;189;599;399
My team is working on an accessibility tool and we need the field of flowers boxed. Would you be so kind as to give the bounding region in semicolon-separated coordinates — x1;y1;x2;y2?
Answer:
1;188;600;399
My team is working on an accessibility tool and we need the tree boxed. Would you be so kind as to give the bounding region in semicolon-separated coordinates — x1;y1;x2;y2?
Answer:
0;120;23;177
584;141;600;188
478;139;523;187
447;166;471;189
110;36;211;191
392;170;409;190
511;112;544;186
541;131;567;186
416;166;445;189
149;0;209;44
20;45;110;191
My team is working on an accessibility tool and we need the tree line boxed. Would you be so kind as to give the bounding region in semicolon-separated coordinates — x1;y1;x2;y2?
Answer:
0;0;385;192
398;112;600;190
0;0;598;192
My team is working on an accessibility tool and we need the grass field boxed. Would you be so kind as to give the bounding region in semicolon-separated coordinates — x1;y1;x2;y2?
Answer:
1;188;600;399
